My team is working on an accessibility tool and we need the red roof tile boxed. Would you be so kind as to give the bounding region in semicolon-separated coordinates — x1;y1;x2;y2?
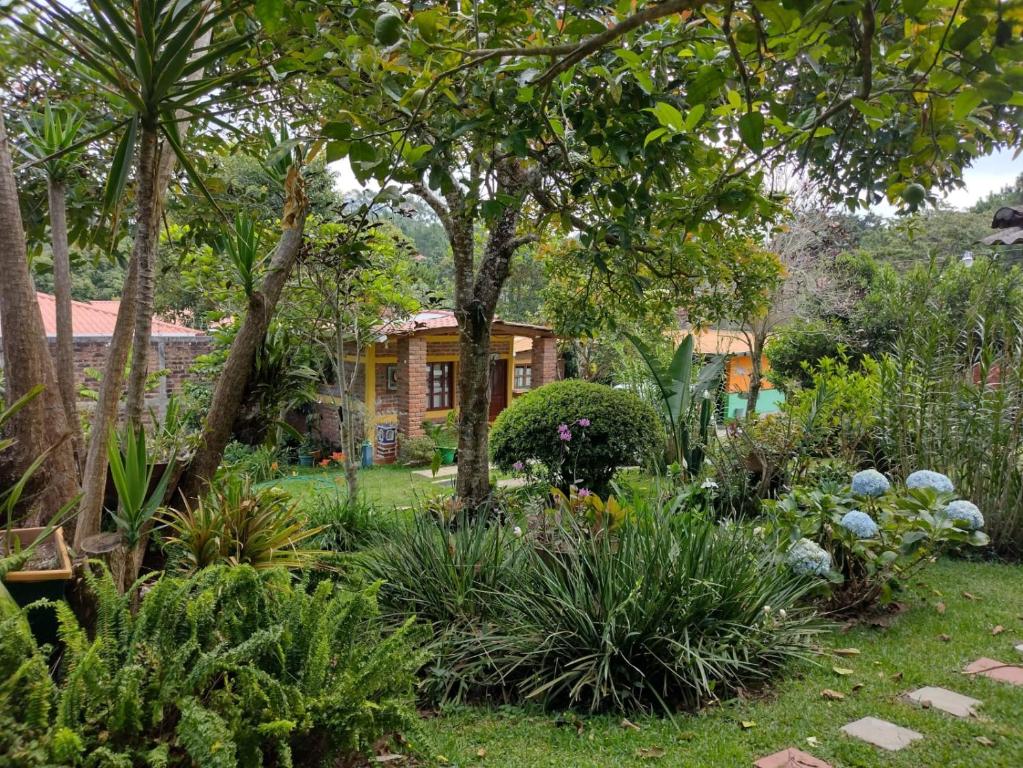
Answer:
7;293;204;338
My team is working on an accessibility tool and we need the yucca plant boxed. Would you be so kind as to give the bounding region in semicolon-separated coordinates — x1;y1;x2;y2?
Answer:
106;425;173;551
14;0;259;548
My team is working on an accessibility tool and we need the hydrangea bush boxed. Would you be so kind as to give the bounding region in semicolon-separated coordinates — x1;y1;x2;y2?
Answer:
765;469;989;613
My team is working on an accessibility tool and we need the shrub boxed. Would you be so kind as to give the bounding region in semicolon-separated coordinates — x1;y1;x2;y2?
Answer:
220;442;284;484
161;474;323;572
765;470;990;613
766;318;851;389
0;565;422;767
366;495;822;714
490;380;663;494
398;434;436;467
306;491;391;552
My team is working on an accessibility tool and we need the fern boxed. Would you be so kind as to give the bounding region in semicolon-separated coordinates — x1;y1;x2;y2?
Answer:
2;564;422;766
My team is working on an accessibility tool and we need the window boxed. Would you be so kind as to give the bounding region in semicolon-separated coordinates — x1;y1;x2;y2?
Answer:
427;362;454;410
514;364;532;390
386;364;398;391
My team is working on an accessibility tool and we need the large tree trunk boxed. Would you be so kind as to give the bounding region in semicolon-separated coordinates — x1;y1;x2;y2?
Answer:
0;111;79;525
74;126;161;549
746;333;765;417
47;177;84;465
176;167;309;506
452;161;529;508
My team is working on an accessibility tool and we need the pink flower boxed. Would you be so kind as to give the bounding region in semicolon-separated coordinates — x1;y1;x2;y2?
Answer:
557;423;572;442
513;461;525;472
577;488;592;498
577;418;590;427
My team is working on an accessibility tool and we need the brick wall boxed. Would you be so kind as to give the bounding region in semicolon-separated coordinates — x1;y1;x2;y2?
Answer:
44;335;211;416
397;335;428;437
532;336;558;387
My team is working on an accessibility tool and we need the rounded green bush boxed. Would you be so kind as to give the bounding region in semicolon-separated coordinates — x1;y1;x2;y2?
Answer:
490;380;663;492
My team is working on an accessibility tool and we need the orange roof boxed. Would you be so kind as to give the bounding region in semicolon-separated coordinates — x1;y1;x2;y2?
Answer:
4;293;205;338
674;328;751;356
513;336;533;354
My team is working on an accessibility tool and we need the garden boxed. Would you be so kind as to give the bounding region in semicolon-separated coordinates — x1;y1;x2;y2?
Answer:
3;2;1023;768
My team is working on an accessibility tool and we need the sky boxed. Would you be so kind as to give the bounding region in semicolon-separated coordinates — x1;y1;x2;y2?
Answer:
330;146;1023;214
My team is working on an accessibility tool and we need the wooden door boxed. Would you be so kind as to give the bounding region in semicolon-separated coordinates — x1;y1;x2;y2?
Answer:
489;359;508;420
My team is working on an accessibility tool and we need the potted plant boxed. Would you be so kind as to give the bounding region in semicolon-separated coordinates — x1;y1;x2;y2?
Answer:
298;434;320;467
1;386;77;644
423;410;458;472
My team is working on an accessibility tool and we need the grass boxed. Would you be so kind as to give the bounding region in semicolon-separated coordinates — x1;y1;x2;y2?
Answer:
418;558;1023;767
267;464;448;510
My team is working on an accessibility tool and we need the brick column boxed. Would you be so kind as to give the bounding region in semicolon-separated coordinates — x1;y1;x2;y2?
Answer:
532;336;558;387
397;335;428;437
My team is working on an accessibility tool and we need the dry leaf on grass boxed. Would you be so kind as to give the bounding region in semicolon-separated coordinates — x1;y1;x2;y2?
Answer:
821;689;846;700
636;747;666;759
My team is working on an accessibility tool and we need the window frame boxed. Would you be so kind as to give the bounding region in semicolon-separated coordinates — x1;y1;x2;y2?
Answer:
427;361;454;410
514;364;532;390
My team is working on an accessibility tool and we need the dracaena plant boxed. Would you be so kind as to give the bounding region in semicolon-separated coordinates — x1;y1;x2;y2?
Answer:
105;424;174;550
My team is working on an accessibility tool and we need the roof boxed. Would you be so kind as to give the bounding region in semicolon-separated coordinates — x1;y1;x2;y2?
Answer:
377;309;554;338
9;293;205;339
513;336;533;354
979;227;1023;246
672;328;751;356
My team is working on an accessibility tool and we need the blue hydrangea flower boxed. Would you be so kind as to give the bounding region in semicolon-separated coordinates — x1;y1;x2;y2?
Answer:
840;510;879;538
787;538;832;577
906;470;954;494
943;500;984;531
851;469;890;498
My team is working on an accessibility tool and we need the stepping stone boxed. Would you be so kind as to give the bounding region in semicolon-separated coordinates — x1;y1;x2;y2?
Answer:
754;747;832;768
413;465;459;478
964;658;1023;686
905;686;981;718
496;477;528;489
840;717;923;751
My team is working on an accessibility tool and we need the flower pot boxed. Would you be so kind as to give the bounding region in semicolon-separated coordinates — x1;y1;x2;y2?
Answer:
2;527;73;647
298;453;315;467
438;447;457;465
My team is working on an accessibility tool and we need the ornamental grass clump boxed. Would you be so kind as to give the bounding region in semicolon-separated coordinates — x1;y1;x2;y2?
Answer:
367;495;823;714
767;470;989;613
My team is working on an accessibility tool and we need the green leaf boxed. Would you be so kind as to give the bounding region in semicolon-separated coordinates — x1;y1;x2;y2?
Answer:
644;127;668;147
953;89;984;120
851;98;886;120
255;0;286;31
739;112;765;153
902;0;926;18
101;117;138;223
949;15;988;51
978;78;1012;104
650;102;685;132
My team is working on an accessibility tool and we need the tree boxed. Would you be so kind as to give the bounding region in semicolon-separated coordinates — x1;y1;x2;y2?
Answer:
0;109;79;524
282;220;421;497
20;103;88;464
18;0;256;545
293;0;1020;508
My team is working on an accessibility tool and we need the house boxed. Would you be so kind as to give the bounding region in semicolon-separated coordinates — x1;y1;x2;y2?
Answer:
690;328;784;418
0;292;211;416
316;310;558;463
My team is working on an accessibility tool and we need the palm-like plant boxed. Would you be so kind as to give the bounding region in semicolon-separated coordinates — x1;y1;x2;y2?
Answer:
15;0;257;548
626;332;723;479
20;103;88;461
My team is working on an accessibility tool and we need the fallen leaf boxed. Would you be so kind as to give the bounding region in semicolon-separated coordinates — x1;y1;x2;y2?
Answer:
936;602;946;615
890;671;904;681
636;747;666;759
375;756;404;765
821;689;846;701
806;736;819;747
832;667;855;676
992;625;1005;636
939;633;951;642
621;719;641;731
476;748;487;759
741;721;757;729
962;591;979;601
834;647;861;657
975;736;995;747
851;683;865;692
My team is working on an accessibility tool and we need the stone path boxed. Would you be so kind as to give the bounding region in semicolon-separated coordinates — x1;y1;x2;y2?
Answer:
752;649;1023;765
840;717;922;751
413;465;459;478
904;686;980;717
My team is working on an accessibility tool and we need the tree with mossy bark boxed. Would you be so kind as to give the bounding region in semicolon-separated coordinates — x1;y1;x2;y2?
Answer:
291;0;1021;508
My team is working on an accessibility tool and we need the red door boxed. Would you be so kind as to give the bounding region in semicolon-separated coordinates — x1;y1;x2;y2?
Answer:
489;359;508;420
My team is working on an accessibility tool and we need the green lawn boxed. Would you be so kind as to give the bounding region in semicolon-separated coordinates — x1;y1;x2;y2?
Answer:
418;558;1023;767
268;464;447;510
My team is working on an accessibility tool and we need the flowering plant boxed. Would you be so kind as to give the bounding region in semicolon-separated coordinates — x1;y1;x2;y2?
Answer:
765;469;989;612
547;486;630;533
